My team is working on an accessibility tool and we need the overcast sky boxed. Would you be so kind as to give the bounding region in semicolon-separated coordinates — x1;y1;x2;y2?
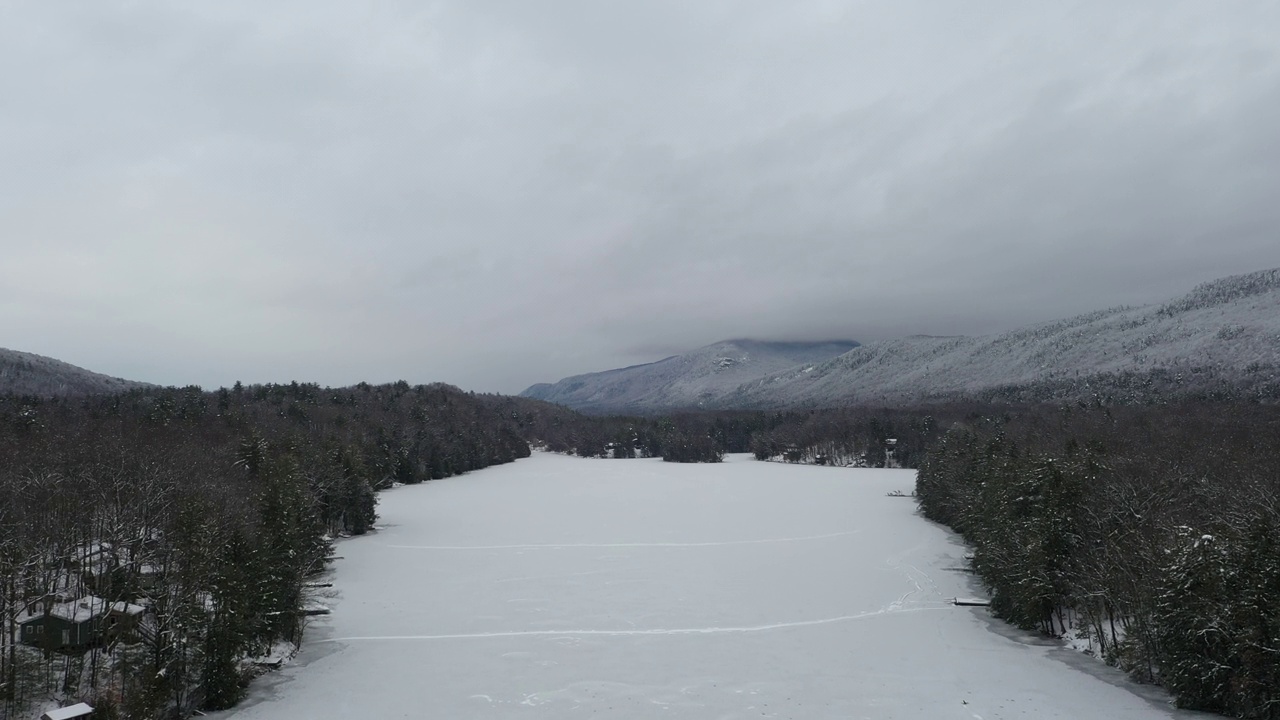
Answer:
2;1;1278;393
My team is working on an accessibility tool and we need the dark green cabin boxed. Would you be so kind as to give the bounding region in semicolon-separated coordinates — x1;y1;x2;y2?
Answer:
18;598;107;652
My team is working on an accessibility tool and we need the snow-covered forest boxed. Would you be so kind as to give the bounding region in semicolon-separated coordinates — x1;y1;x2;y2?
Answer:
916;403;1280;717
0;382;531;719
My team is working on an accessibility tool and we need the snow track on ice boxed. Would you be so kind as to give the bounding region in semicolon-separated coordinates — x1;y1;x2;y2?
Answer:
384;530;857;551
323;604;954;643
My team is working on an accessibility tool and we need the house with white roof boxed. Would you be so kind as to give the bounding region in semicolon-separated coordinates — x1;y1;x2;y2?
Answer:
17;596;145;651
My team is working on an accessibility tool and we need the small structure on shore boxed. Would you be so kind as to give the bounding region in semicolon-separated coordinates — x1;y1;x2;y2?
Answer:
41;703;94;720
103;601;148;645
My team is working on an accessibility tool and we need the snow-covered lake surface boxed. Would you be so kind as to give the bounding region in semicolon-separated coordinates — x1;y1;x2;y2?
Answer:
216;453;1195;719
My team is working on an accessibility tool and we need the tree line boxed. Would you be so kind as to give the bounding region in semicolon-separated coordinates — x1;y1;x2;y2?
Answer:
915;401;1280;718
482;395;959;467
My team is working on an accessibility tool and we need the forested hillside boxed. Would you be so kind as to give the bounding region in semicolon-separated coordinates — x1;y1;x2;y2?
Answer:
521;339;857;413
0;349;148;397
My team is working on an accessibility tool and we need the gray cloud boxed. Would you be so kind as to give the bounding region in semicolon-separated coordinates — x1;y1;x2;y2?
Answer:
2;1;1278;393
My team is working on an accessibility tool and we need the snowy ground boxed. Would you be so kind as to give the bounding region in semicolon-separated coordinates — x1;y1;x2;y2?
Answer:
213;453;1197;720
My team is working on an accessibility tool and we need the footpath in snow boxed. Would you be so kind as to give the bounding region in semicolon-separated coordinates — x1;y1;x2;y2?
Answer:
212;453;1195;720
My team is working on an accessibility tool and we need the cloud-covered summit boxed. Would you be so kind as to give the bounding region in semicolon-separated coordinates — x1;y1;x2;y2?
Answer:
524;268;1280;411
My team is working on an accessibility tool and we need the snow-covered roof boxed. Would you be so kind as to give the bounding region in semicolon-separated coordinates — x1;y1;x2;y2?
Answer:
41;703;95;720
19;596;109;624
110;601;147;616
51;596;108;623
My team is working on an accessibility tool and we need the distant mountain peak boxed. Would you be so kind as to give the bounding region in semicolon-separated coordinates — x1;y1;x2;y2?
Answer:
520;339;858;413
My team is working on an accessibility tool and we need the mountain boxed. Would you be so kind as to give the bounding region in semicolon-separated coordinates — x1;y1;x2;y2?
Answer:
0;348;150;396
520;339;859;413
526;268;1280;412
716;268;1280;407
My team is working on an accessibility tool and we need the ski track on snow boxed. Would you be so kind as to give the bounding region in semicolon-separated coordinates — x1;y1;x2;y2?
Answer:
385;530;858;551
323;605;954;643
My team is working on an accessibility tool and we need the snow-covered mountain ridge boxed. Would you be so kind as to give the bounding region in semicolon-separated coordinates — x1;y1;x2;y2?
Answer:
718;268;1280;407
520;339;858;413
0;347;148;396
527;268;1280;411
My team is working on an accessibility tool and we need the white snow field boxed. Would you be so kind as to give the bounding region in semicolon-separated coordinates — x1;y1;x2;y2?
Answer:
215;453;1193;720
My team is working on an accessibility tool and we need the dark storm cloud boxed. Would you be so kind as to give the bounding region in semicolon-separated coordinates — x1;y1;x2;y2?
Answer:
2;1;1278;392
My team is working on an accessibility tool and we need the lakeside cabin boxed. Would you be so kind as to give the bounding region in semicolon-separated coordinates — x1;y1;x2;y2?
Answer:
18;596;147;651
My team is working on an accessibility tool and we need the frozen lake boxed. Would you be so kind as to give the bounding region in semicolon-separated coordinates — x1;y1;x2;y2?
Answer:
216;452;1191;720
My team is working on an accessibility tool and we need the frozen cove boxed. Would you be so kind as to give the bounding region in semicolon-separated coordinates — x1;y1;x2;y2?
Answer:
216;453;1192;720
